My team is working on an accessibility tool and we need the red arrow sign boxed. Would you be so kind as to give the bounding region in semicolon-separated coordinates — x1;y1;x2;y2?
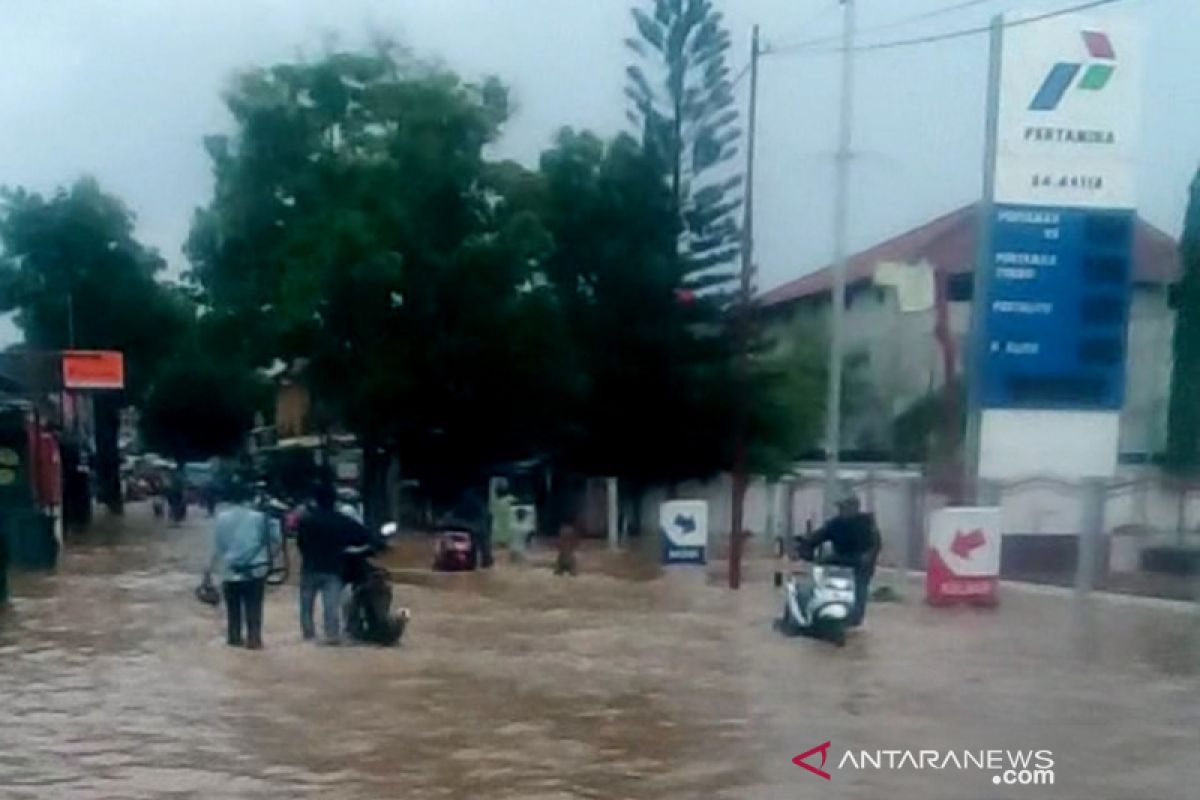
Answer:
951;529;987;559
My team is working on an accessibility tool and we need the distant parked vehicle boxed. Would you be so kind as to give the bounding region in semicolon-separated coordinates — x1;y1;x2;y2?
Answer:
432;527;477;572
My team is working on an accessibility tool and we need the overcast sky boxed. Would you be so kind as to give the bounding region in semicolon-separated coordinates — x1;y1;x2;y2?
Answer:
0;0;1194;344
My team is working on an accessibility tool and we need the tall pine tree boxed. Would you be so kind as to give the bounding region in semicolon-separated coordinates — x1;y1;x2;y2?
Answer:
625;0;742;296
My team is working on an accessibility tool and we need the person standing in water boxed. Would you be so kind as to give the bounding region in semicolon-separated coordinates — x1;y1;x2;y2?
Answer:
205;483;279;649
296;482;371;645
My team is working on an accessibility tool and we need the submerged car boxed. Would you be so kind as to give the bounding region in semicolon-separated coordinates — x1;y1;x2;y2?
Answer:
432;527;477;572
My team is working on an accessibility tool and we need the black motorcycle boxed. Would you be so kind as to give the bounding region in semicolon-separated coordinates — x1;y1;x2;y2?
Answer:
341;522;409;646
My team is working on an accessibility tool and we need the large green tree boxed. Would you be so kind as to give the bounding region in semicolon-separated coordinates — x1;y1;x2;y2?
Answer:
536;129;727;482
140;352;264;465
0;177;188;512
1167;169;1200;472
188;47;573;512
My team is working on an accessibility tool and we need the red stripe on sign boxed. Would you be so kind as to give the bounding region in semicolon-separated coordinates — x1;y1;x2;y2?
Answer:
1082;30;1115;60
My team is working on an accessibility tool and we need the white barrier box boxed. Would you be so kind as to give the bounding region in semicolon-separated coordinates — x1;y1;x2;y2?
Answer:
927;507;1002;607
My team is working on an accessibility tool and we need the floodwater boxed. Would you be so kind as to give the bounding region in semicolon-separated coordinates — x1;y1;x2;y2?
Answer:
1;508;1198;800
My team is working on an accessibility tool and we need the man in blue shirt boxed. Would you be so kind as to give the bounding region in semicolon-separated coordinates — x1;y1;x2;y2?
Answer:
206;484;279;649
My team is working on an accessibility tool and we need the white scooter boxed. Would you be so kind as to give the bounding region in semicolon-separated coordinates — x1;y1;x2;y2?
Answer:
778;538;856;647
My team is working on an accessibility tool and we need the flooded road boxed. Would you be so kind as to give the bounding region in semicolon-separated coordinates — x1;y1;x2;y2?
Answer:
2;507;1198;799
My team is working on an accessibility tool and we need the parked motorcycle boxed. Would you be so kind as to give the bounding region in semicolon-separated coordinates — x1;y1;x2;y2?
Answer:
343;522;410;646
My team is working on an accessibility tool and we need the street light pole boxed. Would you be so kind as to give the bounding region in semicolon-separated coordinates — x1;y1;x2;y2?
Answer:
964;16;1005;501
730;24;761;591
823;0;856;515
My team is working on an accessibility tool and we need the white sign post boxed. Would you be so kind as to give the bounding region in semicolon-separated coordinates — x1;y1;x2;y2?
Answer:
927;507;1002;606
660;500;708;565
970;10;1142;483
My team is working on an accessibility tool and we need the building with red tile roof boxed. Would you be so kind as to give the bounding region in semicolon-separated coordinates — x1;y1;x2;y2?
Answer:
756;205;1179;459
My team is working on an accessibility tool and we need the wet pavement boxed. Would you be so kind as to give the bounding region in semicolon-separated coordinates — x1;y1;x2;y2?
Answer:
1;507;1197;799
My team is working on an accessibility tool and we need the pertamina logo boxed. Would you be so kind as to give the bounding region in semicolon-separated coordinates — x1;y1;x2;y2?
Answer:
1029;30;1116;111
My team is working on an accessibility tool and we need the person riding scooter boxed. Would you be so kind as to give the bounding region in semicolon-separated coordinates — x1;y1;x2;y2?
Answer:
801;489;881;627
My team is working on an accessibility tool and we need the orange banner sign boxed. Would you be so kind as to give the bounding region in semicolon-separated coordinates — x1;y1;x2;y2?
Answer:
62;350;125;390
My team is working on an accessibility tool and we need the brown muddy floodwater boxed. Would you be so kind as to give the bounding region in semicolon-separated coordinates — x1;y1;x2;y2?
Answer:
1;506;1198;800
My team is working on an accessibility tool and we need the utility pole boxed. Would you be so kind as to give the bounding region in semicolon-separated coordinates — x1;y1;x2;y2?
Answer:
964;16;1005;502
823;0;856;515
66;289;76;349
730;24;761;590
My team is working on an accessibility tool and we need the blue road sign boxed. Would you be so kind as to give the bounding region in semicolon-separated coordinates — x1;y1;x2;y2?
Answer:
982;204;1134;410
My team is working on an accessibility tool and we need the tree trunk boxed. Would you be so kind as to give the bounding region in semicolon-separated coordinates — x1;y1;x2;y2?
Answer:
60;437;93;531
93;393;123;515
361;437;390;533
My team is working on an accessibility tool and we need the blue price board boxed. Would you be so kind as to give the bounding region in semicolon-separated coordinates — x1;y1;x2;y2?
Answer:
981;204;1134;410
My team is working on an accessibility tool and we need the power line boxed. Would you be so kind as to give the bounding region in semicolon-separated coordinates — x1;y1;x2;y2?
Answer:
769;0;1003;54
731;59;752;88
877;0;1004;28
770;0;1132;57
766;1;841;52
855;0;1131;53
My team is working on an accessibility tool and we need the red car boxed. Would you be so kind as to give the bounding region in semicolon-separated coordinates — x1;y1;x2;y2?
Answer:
433;528;477;572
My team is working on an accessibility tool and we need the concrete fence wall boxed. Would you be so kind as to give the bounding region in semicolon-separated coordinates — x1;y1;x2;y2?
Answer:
638;464;1200;573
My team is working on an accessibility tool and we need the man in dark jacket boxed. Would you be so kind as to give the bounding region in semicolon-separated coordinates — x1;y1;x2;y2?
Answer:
296;483;370;644
807;492;882;627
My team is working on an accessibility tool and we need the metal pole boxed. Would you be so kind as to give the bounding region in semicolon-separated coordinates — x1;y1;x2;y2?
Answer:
823;0;856;517
729;24;761;590
964;16;1005;501
1076;478;1107;596
66;289;76;349
606;476;619;551
764;479;778;557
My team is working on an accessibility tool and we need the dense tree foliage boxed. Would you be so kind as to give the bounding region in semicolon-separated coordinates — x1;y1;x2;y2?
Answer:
536;129;738;482
187;47;575;508
0;178;188;511
0;23;823;524
1167;170;1200;472
140;350;265;465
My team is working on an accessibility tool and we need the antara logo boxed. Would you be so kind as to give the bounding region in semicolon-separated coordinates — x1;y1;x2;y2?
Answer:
1030;30;1116;111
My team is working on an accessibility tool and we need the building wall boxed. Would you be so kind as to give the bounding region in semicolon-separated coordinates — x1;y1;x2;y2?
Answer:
764;283;1173;457
639;465;1200;569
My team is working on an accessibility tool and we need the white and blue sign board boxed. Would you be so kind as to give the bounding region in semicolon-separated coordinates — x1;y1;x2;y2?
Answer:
975;10;1140;480
660;500;708;565
983;204;1134;410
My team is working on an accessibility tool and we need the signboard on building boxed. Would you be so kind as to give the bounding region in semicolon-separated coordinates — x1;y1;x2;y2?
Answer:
659;499;708;565
62;351;125;390
974;10;1140;480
